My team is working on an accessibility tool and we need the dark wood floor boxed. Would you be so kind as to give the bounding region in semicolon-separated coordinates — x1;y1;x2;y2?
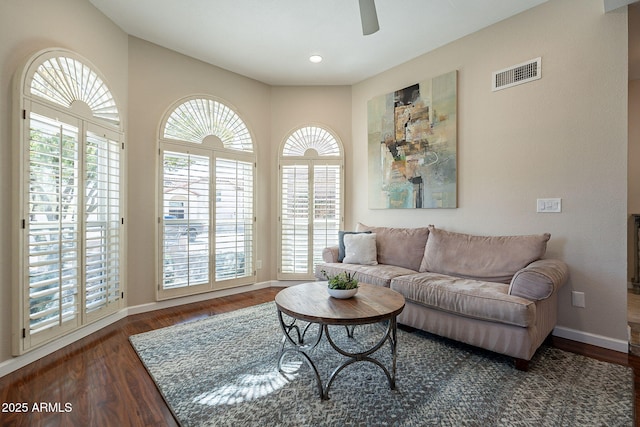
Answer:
0;287;637;427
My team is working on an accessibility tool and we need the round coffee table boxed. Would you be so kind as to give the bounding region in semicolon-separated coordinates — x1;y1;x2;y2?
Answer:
275;281;405;400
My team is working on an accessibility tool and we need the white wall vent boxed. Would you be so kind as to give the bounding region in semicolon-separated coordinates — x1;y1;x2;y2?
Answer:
492;57;541;91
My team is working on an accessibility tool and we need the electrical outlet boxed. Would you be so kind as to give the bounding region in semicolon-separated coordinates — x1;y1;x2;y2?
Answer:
571;291;585;308
256;260;262;270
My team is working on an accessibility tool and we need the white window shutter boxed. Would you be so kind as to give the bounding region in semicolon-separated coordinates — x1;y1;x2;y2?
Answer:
26;111;81;341
161;151;210;289
84;128;122;318
280;164;310;274
215;158;254;281
278;126;343;280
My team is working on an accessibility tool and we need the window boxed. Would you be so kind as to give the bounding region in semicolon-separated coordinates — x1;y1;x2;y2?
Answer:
158;97;256;299
15;49;124;354
278;126;344;280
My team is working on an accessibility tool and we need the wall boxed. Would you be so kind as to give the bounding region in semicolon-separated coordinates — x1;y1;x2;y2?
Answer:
126;42;353;306
126;37;273;305
269;85;352;264
351;0;629;347
0;0;129;364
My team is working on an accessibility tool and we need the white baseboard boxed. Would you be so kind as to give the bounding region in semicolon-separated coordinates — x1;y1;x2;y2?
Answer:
0;280;283;378
0;310;128;378
126;281;275;315
553;326;629;354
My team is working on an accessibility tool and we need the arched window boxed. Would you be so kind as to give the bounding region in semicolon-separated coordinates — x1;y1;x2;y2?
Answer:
158;96;256;299
14;49;124;354
278;126;344;280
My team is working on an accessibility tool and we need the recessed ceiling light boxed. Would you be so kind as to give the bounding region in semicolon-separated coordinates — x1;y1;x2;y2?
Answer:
309;55;323;63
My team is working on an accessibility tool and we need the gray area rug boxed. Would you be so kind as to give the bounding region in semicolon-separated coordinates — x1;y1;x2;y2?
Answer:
129;302;633;427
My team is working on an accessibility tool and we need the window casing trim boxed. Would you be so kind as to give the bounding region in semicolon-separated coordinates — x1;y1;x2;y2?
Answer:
277;124;344;281
156;96;257;301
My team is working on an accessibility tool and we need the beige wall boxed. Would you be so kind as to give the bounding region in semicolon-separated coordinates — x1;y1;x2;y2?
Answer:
0;0;631;366
126;37;273;305
0;1;353;365
125;43;353;305
269;85;352;266
352;0;629;343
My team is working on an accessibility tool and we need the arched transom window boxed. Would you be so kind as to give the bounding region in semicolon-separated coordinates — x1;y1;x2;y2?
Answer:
163;98;252;151
30;54;120;125
278;125;344;280
15;48;124;355
158;96;256;299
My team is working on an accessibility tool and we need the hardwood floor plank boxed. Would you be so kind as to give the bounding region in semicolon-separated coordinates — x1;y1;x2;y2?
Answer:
0;287;636;426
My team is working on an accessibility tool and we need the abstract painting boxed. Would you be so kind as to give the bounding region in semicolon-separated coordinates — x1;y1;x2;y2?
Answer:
367;71;457;209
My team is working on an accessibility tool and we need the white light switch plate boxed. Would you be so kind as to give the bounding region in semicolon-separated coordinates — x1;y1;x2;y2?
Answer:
536;198;561;213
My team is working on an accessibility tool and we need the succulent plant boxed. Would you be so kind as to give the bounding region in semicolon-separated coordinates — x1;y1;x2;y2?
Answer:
321;270;359;290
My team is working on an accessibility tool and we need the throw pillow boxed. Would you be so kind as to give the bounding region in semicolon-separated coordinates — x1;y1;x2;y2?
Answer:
338;230;371;262
343;233;378;265
356;223;430;271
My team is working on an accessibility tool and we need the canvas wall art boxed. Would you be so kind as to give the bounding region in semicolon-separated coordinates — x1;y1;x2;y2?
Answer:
367;71;457;209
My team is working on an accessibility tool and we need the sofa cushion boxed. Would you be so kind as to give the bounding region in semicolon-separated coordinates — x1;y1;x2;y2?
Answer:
419;226;550;283
343;233;378;265
391;272;536;327
316;263;417;288
338;231;372;262
356;223;430;271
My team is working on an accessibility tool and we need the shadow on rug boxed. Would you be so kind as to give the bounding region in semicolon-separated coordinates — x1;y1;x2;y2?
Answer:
129;302;633;427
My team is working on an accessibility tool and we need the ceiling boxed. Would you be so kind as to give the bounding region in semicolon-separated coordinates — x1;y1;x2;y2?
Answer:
88;0;551;86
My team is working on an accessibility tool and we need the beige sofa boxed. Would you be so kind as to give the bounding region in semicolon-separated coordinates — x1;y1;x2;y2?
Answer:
315;224;569;370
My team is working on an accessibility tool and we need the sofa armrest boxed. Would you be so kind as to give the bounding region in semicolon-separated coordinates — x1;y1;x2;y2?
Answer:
322;246;340;263
508;259;569;301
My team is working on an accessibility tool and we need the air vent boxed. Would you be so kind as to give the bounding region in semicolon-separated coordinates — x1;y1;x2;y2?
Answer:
492;57;541;91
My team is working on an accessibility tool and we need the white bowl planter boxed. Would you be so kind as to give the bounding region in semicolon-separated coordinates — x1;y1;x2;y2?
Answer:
327;287;358;299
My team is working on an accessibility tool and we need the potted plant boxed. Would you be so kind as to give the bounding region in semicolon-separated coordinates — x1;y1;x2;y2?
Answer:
320;270;359;299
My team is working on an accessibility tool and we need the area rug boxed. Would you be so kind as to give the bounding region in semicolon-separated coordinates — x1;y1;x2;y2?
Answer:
130;302;633;427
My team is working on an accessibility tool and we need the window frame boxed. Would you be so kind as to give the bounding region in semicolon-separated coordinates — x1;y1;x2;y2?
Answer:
277;125;344;280
13;48;125;355
157;96;257;300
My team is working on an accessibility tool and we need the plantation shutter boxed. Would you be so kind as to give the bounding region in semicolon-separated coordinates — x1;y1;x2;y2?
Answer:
313;164;341;266
26;109;82;344
161;150;210;290
84;126;122;318
278;126;343;280
215;157;254;281
280;164;310;275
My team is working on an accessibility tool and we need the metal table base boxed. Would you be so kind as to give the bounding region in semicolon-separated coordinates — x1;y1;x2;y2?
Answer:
276;310;398;400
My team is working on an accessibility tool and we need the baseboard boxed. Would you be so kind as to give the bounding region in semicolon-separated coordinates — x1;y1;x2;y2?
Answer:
126;281;276;315
0;310;129;378
553;326;629;354
0;280;282;378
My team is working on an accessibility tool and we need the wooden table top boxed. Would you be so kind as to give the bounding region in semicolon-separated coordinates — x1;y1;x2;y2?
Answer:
275;282;405;325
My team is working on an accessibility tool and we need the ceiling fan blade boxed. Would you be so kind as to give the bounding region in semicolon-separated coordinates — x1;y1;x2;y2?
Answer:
359;0;379;35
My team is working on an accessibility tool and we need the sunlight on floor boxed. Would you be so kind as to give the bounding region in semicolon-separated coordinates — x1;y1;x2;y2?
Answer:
193;360;302;406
